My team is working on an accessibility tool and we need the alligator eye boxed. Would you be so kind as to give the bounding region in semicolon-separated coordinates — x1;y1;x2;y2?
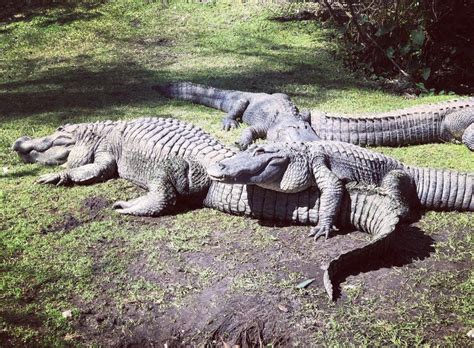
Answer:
253;148;265;156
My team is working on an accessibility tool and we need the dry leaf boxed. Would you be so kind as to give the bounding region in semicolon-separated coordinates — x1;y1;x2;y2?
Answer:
296;278;315;289
61;309;73;319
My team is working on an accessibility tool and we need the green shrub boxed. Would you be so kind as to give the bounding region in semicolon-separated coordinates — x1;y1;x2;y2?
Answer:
320;0;474;94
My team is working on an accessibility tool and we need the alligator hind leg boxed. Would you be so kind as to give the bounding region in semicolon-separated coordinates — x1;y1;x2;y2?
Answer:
380;170;419;222
112;196;145;210
112;174;177;216
222;99;249;131
442;108;474;150
113;189;177;216
112;158;199;216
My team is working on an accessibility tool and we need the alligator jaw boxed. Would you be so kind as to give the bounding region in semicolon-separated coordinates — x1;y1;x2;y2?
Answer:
12;133;75;165
207;155;288;185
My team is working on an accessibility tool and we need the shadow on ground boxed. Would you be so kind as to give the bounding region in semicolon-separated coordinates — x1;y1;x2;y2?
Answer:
0;61;162;124
0;0;105;26
0;58;376;125
64;198;438;346
328;226;435;300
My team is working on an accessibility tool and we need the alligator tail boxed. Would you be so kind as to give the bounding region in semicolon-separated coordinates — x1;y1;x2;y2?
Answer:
311;111;444;146
323;170;416;300
152;82;236;112
406;166;473;211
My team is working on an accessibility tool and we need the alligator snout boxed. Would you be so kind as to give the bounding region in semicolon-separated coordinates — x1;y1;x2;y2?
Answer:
12;134;72;165
12;136;32;152
12;136;54;154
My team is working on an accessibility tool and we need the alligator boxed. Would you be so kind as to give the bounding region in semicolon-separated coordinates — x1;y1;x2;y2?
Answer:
13;117;235;216
311;98;474;150
207;141;473;239
152;82;319;148
13;118;414;300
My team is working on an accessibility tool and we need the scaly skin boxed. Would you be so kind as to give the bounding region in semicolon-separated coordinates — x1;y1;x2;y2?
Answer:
14;117;235;216
311;98;474;150
13;119;414;300
153;82;319;148
208;141;473;238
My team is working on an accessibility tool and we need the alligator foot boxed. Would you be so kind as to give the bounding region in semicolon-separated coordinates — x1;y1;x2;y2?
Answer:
112;197;142;210
222;119;239;131
112;191;175;216
36;172;70;186
235;141;250;151
308;225;337;241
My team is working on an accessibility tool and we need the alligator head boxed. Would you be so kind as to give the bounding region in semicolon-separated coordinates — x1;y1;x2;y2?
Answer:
207;142;313;192
12;125;78;165
267;118;320;143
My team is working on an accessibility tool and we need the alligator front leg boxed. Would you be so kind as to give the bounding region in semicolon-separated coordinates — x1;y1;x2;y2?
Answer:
237;126;265;150
36;153;116;186
309;157;344;240
222;99;249;131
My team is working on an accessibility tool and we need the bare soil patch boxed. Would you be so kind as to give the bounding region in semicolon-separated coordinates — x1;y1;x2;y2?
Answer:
40;196;111;234
52;196;465;346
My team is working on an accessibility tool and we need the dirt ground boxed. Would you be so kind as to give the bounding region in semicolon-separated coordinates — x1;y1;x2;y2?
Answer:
30;192;462;347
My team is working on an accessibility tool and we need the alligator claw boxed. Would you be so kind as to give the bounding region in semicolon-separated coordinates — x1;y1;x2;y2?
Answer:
222;119;239;131
235;141;249;151
36;173;61;185
308;225;334;241
114;208;129;215
56;175;69;186
37;172;69;186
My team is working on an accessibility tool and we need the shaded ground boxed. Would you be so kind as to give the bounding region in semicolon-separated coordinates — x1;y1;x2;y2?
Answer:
1;1;473;346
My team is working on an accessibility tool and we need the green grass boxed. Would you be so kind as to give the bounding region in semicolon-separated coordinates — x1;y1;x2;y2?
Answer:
1;1;473;346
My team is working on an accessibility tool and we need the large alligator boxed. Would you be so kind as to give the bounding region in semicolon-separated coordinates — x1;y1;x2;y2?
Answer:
14;117;235;216
207;141;473;239
12;118;414;299
152;82;319;148
311;98;474;150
